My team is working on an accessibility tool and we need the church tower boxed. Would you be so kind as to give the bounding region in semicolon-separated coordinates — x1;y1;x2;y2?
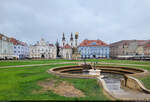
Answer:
70;32;74;47
62;32;65;47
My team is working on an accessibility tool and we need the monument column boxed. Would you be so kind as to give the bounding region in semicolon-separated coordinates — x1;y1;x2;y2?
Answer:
75;32;79;47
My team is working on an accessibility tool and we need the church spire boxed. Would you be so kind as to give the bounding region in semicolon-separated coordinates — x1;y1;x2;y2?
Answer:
70;32;73;41
62;32;65;41
62;32;65;47
70;32;74;47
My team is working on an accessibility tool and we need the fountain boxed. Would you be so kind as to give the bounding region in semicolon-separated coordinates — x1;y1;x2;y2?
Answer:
48;60;150;101
82;58;103;78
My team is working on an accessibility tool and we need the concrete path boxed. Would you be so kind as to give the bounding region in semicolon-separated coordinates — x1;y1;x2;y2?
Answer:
101;73;150;101
105;79;150;100
98;62;150;67
0;62;77;69
77;61;150;67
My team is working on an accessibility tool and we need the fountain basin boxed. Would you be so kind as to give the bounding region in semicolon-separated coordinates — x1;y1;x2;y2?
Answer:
88;69;101;75
48;65;150;101
48;65;148;79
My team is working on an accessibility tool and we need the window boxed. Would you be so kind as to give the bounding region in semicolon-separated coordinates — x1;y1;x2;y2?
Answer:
91;42;97;45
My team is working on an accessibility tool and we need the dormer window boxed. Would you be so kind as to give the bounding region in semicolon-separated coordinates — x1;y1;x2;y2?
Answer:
91;42;97;45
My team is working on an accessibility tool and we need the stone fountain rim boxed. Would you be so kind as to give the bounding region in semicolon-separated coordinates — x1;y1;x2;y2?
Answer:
48;65;148;79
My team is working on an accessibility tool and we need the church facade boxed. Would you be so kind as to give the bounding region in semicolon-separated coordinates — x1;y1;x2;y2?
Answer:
29;38;56;59
61;44;72;60
60;32;80;60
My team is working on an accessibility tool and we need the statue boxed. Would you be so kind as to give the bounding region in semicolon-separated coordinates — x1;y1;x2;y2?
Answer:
82;58;92;71
82;58;101;76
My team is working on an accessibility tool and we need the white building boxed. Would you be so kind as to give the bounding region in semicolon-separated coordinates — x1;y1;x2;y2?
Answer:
61;44;72;60
10;38;29;59
29;38;56;59
0;34;14;60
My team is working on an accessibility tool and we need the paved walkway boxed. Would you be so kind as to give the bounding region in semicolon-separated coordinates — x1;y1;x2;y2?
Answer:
104;78;150;100
0;61;150;69
101;73;150;101
98;62;150;67
0;62;77;69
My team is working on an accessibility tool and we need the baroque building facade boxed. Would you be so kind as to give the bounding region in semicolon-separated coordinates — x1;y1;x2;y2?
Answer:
0;34;14;60
109;40;150;58
78;39;109;59
10;38;29;59
29;38;56;59
144;41;150;56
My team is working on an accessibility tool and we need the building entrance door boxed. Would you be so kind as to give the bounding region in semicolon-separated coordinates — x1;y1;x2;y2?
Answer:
41;54;45;58
93;55;96;58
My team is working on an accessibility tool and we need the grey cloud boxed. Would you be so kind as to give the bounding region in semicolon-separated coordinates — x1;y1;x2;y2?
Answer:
0;0;150;45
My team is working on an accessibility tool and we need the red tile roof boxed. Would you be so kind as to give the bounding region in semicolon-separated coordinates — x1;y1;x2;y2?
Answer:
110;40;150;47
79;40;108;47
63;44;72;49
10;37;27;46
0;33;9;41
137;40;150;46
10;38;18;45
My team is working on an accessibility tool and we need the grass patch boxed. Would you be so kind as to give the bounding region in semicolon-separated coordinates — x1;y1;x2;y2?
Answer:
87;59;150;65
1;59;150;67
0;63;109;101
0;59;79;67
140;76;150;90
1;59;150;100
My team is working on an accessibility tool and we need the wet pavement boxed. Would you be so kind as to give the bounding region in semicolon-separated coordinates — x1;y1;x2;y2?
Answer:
101;73;150;100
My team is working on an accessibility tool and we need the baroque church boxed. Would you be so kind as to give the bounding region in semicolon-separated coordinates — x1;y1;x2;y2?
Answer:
60;32;80;60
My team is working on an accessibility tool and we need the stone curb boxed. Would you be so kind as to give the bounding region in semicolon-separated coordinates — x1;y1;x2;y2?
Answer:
126;75;150;94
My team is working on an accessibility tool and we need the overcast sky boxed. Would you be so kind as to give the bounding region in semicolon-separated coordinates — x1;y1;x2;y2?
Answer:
0;0;150;45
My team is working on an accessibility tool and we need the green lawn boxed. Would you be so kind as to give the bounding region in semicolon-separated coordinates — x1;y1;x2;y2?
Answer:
87;59;150;65
0;59;79;67
1;59;150;100
1;59;150;67
0;63;108;101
